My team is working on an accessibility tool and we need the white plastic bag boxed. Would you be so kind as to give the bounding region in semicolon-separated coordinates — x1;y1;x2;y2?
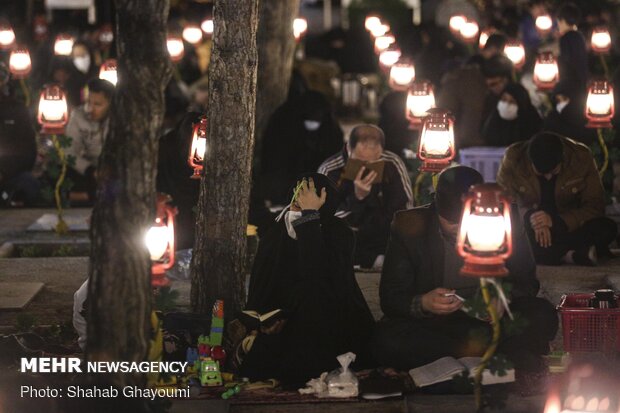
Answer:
326;352;358;398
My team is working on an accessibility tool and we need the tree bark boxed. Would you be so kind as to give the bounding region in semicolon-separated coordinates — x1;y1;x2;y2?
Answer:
254;0;299;161
87;0;172;389
190;0;259;318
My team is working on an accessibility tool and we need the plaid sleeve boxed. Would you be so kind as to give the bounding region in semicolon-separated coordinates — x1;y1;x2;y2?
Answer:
410;294;432;318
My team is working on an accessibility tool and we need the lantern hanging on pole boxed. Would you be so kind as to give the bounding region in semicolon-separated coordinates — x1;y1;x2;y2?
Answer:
459;20;479;44
591;27;612;54
365;15;382;33
37;84;69;135
188;116;208;178
478;29;493;49
293;17;308;42
535;14;553;36
33;16;48;42
374;33;395;54
167;36;185;62
457;184;513;278
201;18;214;36
9;47;32;79
585;80;615;129
504;40;526;70
379;44;401;70
147;194;178;287
369;23;390;38
449;15;467;36
54;34;75;56
417;108;455;173
406;80;435;129
98;23;114;46
389;58;415;91
183;24;203;45
0;23;16;50
99;59;117;86
533;52;559;91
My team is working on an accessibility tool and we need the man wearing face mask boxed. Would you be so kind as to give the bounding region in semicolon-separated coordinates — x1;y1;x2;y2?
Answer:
65;78;114;204
497;132;617;266
260;90;344;206
482;82;542;146
481;55;514;126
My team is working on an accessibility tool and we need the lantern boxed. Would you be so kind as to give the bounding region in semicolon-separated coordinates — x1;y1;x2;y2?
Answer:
374;33;395;54
365;15;382;33
406;80;435;128
9;47;32;79
479;29;493;49
293;18;308;41
449;15;467;35
33;15;48;42
585;80;615;129
201;18;214;36
591;27;612;54
167;36;185;62
457;184;513;277
0;24;15;50
37;84;69;135
147;194;178;286
389;58;415;91
417;108;455;172
379;44;401;69
183;25;203;45
54;34;74;56
98;23;114;46
533;52;559;91
188;116;208;178
535;14;553;35
504;40;526;70
459;20;479;44
369;23;390;38
99;59;117;86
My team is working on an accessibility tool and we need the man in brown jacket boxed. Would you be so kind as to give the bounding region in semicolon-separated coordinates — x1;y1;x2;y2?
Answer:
497;132;617;265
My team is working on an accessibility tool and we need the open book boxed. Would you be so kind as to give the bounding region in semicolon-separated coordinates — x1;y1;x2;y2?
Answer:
341;158;385;184
238;309;287;330
409;357;515;388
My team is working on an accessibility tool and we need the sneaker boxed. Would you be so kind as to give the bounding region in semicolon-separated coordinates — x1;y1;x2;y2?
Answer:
573;245;598;266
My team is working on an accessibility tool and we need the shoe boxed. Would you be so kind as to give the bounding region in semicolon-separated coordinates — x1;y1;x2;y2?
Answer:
573;245;598;266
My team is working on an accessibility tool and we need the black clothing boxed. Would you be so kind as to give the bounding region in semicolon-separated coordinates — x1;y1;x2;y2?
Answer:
378;91;416;160
542;101;595;146
242;174;374;385
554;30;588;101
0;97;36;184
482;83;542;146
374;204;558;371
260;91;343;205
538;175;558;216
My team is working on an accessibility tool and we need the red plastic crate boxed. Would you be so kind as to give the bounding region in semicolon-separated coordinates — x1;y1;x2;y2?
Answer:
558;293;620;354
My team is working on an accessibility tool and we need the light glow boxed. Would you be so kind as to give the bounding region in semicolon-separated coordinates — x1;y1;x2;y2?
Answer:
167;37;185;62
145;225;170;261
99;59;117;86
201;19;214;35
535;15;553;32
9;48;32;77
54;34;74;56
183;25;203;44
293;18;308;40
0;26;16;49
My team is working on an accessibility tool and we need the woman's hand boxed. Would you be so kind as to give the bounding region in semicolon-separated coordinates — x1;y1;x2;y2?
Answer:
295;178;327;211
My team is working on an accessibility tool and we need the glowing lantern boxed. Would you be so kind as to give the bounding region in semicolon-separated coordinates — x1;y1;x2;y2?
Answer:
183;25;203;45
504;40;526;70
167;36;185;62
0;24;16;50
147;194;178;287
98;24;114;46
374;33;395;54
99;59;117;86
417;108;455;172
9;48;32;79
535;14;553;35
370;23;390;38
188;116;208;178
459;20;479;43
54;34;74;56
533;52;559;91
585;80;615;128
379;45;401;69
293;18;308;41
365;15;382;32
591;27;612;54
37;84;69;135
201;18;214;35
389;59;415;91
449;15;467;35
457;183;513;277
406;80;436;129
479;29;492;49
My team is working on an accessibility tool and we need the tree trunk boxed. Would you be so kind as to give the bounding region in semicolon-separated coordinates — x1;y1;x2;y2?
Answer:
254;0;299;163
87;0;172;389
190;0;259;318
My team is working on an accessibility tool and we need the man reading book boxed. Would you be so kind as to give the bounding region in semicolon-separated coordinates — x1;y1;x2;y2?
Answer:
318;124;413;269
374;166;558;374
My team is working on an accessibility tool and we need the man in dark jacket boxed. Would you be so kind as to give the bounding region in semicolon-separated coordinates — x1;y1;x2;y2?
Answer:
497;132;617;265
374;166;557;372
318;124;413;268
554;3;588;103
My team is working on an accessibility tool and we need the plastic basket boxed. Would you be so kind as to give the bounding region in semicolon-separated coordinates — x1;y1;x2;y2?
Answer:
558;293;620;354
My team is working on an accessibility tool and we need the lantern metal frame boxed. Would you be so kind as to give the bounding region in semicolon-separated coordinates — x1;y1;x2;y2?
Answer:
504;40;526;70
585;80;615;129
37;84;69;135
417;108;455;173
188;116;208;178
9;47;32;79
150;194;178;286
533;51;559;91
99;59;118;86
406;80;436;129
591;26;612;55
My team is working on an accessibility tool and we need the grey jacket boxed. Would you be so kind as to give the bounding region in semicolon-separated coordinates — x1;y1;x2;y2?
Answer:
65;106;109;174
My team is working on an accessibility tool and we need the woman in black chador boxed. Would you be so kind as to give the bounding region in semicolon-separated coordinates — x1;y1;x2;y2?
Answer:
239;173;375;386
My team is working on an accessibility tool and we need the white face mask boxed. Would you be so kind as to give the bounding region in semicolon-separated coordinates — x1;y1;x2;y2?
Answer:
73;55;91;73
284;210;302;240
303;120;321;131
556;101;569;114
497;101;518;120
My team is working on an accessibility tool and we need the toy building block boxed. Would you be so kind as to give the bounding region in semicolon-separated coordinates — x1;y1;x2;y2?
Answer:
209;300;225;346
197;335;212;357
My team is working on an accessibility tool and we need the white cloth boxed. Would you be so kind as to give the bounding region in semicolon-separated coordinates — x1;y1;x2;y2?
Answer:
73;279;88;350
284;210;302;240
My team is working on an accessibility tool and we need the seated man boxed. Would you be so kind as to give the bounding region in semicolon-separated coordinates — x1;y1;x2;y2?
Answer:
374;166;557;373
65;78;114;203
497;132;617;265
318;124;413;268
239;173;374;386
